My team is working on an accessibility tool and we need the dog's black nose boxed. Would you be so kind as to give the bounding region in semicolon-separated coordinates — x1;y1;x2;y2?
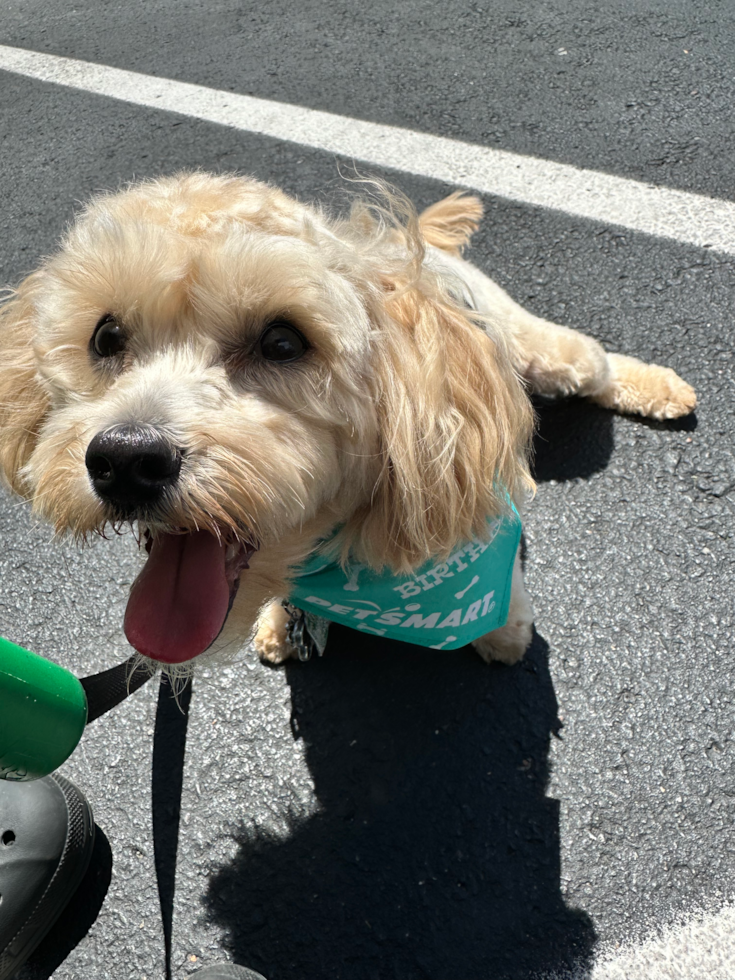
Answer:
85;425;182;512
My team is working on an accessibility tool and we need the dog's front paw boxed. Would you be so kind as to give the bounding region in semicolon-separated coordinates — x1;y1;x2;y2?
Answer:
472;616;533;665
648;368;697;419
600;354;697;420
253;601;298;664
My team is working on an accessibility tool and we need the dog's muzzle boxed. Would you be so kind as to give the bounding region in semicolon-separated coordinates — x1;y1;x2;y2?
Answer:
85;424;182;513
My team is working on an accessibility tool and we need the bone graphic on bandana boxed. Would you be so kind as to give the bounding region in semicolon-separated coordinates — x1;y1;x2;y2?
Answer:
454;575;480;600
343;566;365;592
430;635;459;650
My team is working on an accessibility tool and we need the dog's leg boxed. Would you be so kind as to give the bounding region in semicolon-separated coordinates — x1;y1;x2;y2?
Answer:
472;548;534;664
510;307;696;420
253;600;296;664
590;351;697;420
465;271;696;420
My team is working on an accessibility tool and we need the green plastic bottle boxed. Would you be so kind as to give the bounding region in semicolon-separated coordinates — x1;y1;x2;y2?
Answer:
0;636;88;781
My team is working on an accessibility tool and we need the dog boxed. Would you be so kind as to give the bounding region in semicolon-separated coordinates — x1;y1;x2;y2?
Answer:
0;173;696;671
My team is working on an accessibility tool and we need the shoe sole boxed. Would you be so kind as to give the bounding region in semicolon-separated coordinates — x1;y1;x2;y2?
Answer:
190;967;268;980
0;774;95;980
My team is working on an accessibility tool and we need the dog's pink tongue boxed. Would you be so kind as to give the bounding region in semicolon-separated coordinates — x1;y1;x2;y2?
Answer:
124;530;230;664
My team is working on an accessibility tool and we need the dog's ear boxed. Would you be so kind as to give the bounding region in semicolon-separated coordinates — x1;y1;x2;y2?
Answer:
0;274;50;496
349;280;534;573
418;192;483;255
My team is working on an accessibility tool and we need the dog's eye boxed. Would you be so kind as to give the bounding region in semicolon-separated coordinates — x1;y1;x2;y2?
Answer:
91;315;126;359
258;320;308;362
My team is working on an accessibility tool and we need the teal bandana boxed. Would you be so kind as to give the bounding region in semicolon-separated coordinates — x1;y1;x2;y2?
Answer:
286;507;521;651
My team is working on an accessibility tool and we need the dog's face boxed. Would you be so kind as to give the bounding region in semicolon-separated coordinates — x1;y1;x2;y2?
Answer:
0;174;532;666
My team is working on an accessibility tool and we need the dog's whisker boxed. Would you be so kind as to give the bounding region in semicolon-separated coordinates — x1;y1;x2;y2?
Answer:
126;652;158;690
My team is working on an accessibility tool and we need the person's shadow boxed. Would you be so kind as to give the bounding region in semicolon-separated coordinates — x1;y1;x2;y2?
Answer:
204;398;664;980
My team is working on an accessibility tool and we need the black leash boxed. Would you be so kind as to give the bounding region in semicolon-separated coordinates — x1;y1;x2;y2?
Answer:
80;655;153;723
78;658;191;980
152;675;193;980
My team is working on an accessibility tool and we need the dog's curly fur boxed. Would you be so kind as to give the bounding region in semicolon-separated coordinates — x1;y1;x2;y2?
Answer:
0;173;696;669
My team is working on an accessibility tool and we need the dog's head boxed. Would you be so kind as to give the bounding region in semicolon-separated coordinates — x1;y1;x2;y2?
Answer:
0;174;533;665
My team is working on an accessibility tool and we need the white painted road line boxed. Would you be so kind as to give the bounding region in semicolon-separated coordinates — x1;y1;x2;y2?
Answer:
2;44;735;255
583;903;735;980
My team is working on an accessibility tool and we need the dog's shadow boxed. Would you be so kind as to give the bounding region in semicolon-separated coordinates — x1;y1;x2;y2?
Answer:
531;396;613;482
531;394;696;482
204;397;692;979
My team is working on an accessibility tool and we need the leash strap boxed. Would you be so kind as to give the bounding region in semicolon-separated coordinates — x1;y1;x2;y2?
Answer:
78;657;190;980
80;656;153;724
152;674;192;980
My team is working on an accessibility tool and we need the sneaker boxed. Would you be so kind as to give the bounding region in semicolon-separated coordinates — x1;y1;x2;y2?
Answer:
189;966;268;980
0;774;94;980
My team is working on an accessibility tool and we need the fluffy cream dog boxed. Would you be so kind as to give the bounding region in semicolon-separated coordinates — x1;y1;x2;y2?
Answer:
0;173;696;669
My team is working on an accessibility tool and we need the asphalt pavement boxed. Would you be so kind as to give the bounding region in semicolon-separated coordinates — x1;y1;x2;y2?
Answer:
0;3;734;979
